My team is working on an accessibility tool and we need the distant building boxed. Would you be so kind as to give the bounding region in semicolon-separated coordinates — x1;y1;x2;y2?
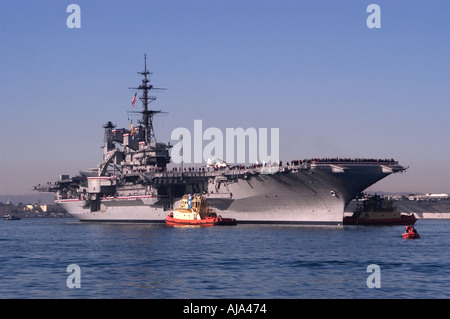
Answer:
408;193;449;201
426;193;449;199
23;204;48;213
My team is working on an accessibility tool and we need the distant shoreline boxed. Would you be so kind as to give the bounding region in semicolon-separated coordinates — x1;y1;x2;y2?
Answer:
0;193;55;206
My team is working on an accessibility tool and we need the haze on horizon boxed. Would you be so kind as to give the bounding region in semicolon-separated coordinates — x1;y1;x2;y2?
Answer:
1;1;449;196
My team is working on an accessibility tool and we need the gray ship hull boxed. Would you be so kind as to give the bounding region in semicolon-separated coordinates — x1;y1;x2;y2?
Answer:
59;196;167;223
59;163;404;225
200;163;399;224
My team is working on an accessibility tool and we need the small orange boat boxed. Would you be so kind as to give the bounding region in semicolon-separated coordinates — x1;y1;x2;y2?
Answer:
165;194;237;226
402;225;420;239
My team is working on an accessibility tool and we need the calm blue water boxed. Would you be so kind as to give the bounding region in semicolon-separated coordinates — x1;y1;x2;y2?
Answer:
1;218;450;299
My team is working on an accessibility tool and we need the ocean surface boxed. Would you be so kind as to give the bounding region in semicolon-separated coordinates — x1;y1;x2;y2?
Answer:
1;218;450;299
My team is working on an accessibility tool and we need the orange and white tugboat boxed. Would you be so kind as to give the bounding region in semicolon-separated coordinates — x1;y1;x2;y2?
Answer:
165;194;237;226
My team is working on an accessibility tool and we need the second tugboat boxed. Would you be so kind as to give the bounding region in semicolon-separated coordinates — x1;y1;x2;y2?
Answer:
165;194;237;226
343;195;417;225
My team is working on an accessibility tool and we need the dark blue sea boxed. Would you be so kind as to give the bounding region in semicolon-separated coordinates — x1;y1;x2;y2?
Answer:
1;218;450;299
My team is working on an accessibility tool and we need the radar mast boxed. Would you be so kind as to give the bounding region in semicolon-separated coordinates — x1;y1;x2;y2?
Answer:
129;54;167;144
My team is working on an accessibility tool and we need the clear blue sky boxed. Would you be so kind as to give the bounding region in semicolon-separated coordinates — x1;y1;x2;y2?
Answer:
1;0;449;195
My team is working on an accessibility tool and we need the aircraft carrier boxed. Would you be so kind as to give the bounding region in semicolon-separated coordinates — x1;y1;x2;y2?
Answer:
35;56;407;225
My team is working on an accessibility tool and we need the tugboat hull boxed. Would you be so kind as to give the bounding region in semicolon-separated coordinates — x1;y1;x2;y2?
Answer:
343;214;417;225
165;215;236;226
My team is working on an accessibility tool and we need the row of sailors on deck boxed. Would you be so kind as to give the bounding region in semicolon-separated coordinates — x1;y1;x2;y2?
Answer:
127;157;398;174
293;158;397;165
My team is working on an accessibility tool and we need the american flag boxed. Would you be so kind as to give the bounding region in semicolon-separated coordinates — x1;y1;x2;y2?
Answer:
131;93;137;108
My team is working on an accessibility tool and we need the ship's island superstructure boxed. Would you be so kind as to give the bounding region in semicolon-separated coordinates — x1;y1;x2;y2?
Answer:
35;56;407;224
